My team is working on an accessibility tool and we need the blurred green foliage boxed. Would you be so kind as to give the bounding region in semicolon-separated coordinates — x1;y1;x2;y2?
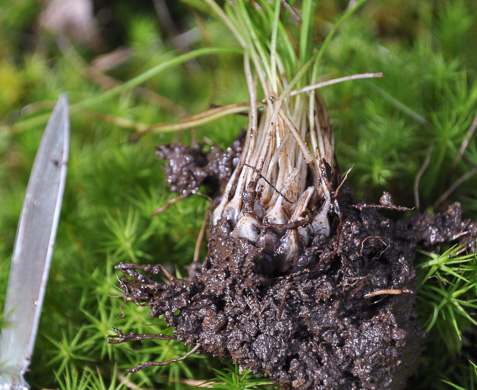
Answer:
1;0;477;389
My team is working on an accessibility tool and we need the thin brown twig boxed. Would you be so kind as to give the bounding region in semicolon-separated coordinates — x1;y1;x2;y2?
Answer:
434;166;477;209
448;112;477;180
151;194;185;217
194;204;211;262
413;140;435;211
126;344;201;373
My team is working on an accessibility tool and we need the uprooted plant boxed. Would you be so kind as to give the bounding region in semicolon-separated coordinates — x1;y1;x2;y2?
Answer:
108;1;477;389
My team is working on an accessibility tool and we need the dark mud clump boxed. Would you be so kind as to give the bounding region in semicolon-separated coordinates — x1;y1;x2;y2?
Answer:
155;131;245;197
114;142;477;389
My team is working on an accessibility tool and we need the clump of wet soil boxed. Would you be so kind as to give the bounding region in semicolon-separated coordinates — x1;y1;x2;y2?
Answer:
155;131;245;198
114;141;477;389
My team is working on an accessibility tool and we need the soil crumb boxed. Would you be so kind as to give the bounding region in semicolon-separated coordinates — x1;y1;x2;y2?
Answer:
115;141;477;389
155;132;244;197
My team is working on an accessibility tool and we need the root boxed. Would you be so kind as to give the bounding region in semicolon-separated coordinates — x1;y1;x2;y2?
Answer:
277;286;292;321
193;204;211;263
353;193;412;212
261;219;309;229
107;327;176;344
349;276;371;297
243;163;292;203
360;236;389;256
151;194;185;217
126;344;201;373
364;289;415;299
335;164;354;197
115;262;177;283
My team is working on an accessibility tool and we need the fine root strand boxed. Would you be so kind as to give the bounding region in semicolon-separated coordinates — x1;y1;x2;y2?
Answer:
126;344;201;373
107;327;176;344
364;289;415;299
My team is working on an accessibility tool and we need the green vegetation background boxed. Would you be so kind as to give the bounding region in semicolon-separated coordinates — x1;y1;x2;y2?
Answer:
0;0;476;389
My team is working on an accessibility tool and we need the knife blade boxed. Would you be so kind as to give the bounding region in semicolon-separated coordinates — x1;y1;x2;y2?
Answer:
0;94;70;390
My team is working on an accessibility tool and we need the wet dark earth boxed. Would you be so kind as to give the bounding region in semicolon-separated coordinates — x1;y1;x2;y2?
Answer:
112;141;477;389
